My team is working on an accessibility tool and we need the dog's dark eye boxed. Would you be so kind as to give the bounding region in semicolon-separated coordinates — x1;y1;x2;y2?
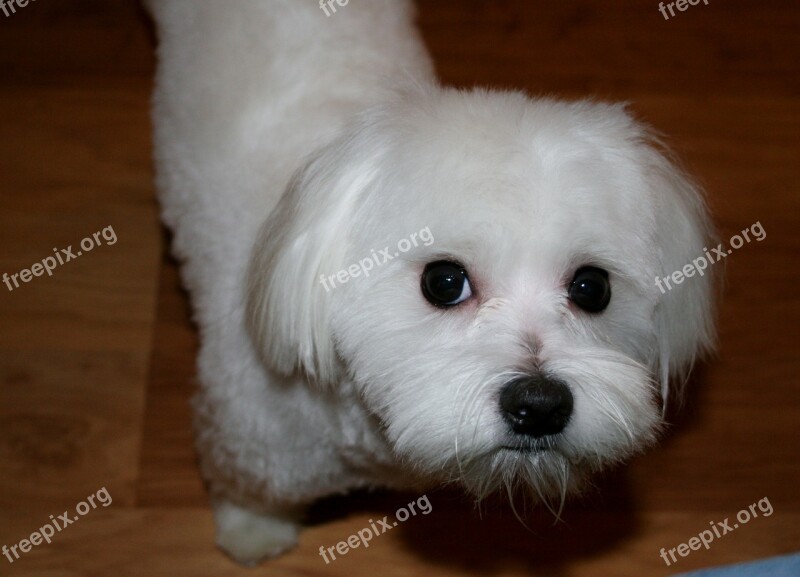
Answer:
421;260;472;307
568;266;611;313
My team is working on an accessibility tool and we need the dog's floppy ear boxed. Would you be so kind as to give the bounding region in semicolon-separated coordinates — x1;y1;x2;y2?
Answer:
646;142;718;406
247;130;381;385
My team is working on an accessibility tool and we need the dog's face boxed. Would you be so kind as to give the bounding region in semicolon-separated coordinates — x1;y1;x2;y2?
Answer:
249;88;715;503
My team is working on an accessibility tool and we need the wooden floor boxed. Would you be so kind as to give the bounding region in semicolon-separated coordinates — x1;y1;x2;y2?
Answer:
1;1;798;575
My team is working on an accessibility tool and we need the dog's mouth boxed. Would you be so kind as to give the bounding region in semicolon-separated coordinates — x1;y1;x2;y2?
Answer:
500;445;548;454
500;437;558;454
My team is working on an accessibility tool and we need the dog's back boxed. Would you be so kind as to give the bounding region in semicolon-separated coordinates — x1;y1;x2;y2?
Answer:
148;0;433;321
148;1;434;561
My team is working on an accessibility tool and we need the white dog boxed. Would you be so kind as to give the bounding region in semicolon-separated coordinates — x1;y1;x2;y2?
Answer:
148;0;715;565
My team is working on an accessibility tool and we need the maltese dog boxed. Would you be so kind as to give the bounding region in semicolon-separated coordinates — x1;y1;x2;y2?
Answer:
148;0;715;565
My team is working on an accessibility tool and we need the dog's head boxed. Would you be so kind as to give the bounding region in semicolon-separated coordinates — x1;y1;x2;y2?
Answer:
248;87;716;503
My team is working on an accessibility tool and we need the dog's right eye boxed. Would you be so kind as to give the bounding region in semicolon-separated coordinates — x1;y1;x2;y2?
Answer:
569;266;611;313
421;260;472;307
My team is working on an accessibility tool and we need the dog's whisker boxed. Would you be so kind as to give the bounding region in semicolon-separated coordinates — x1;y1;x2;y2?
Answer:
554;457;569;523
504;460;533;531
453;367;487;481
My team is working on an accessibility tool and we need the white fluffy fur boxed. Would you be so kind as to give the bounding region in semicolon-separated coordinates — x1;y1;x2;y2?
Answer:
148;0;715;565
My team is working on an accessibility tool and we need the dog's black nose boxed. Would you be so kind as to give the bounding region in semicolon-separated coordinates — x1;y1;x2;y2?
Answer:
499;376;573;437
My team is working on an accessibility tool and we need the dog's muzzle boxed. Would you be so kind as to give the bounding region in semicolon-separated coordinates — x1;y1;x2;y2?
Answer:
499;376;573;438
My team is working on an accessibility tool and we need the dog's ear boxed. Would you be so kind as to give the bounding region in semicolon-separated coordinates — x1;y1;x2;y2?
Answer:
247;131;381;386
646;142;718;406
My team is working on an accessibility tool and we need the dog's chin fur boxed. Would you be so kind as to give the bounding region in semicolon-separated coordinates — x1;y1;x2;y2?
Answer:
150;0;716;565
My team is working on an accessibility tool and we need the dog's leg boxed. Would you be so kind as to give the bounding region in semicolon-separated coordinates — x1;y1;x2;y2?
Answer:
212;499;302;566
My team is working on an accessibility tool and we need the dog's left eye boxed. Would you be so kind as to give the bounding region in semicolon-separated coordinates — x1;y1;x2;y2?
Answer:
421;260;472;307
568;266;611;313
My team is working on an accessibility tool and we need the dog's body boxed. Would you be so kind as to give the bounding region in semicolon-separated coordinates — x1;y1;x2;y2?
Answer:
149;0;715;565
150;0;436;562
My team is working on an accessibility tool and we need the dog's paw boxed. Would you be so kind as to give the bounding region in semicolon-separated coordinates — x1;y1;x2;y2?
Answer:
212;500;300;566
